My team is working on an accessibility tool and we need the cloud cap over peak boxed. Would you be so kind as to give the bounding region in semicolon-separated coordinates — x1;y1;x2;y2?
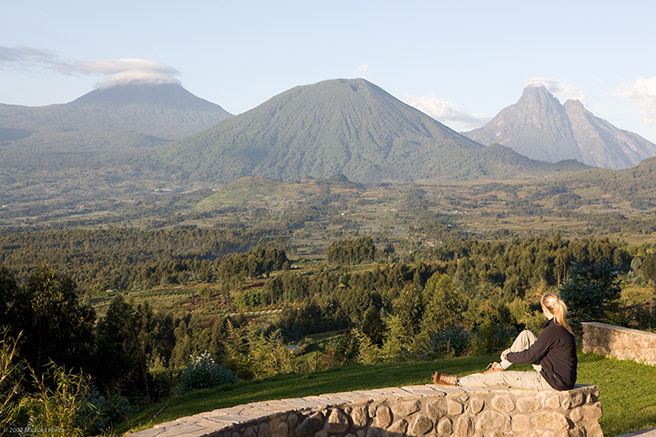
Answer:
68;58;181;88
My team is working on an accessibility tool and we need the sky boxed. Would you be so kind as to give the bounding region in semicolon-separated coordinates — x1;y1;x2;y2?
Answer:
2;0;656;142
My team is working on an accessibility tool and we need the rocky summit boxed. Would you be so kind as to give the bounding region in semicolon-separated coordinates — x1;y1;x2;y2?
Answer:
464;85;656;169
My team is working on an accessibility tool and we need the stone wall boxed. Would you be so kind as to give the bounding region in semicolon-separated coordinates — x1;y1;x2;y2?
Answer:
582;321;656;366
130;384;602;437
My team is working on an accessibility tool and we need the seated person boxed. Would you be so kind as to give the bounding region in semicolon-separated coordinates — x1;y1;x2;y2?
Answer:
432;292;577;391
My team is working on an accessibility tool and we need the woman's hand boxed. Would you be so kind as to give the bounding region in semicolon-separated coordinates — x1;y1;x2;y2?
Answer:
500;348;511;361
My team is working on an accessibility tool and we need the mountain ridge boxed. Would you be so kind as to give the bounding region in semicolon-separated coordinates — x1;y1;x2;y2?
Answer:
156;78;584;185
464;85;656;169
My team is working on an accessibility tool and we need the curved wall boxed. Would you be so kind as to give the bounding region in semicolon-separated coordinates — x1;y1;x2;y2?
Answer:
130;384;602;437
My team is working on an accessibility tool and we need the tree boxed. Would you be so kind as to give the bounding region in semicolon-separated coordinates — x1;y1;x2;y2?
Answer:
361;306;385;346
392;284;423;337
421;273;465;334
380;314;411;361
95;295;150;397
559;261;621;332
14;265;95;373
641;253;656;284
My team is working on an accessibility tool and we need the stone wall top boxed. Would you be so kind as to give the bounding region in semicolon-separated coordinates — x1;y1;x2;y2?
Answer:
582;321;656;338
129;384;601;437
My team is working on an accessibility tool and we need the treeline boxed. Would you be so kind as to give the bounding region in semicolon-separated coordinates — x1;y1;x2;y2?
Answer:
0;227;281;292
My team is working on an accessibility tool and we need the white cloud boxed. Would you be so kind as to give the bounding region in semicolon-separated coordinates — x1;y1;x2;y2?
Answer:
402;94;489;130
351;64;369;78
0;46;180;88
63;58;180;87
524;77;586;102
616;77;656;125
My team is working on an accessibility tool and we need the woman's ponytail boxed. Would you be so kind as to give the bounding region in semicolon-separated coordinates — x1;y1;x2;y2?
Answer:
541;293;573;334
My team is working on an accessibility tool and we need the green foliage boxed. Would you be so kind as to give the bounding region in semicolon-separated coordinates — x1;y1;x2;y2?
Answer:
421;273;466;333
0;329;23;431
1;265;95;373
641;253;656;283
380;314;411;361
468;316;518;355
353;328;381;365
77;388;134;436
94;295;175;399
560;261;622;331
247;328;295;379
327;236;377;265
20;361;93;437
178;352;237;393
430;326;472;358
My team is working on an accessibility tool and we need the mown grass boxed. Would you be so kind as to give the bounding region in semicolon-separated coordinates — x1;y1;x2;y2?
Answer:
117;352;656;436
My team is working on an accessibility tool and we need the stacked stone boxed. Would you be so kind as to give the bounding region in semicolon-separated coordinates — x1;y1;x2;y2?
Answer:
130;385;602;437
583;322;656;366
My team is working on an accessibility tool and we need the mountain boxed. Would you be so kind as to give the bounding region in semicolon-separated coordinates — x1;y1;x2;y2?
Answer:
157;78;581;185
464;85;656;170
0;82;232;145
563;99;656;170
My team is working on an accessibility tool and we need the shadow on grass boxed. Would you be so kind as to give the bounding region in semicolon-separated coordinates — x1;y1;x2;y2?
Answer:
117;354;497;434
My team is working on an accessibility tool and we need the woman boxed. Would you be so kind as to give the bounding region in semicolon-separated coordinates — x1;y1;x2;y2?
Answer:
432;293;577;391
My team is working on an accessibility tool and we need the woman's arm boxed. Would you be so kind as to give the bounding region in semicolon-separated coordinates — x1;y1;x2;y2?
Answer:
506;325;554;365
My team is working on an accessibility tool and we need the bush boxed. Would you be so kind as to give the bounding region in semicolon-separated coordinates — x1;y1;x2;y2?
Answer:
178;352;237;393
77;388;134;435
431;325;472;358
469;318;518;355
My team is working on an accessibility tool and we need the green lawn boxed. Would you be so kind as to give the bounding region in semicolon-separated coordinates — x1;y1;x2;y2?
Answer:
118;353;656;436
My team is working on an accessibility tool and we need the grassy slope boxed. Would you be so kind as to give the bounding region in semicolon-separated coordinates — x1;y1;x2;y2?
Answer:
118;353;656;436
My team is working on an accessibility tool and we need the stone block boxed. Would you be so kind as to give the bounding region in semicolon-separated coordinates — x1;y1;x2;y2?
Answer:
295;412;324;436
387;419;408;435
325;409;350;434
391;399;420;417
544;395;560;409
424;399;446;420
469;397;485;414
582;403;603;420
446;399;464;415
478;410;507;430
511;414;531;432
516;396;541;413
535;411;568;431
569;391;585;408
491;395;515;413
409;414;433;435
258;422;270;437
366;427;382;437
436;417;453;435
373;405;392;428
287;412;298;429
454;416;472;437
351;404;369;428
270;420;288;437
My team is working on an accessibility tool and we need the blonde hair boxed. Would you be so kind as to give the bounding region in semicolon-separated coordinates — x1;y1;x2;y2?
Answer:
541;293;573;334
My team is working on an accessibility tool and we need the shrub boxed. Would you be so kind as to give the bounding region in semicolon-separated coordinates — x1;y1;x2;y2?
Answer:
431;325;472;358
178;352;237;393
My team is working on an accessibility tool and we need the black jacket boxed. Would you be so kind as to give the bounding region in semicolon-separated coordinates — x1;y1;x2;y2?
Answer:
506;319;577;390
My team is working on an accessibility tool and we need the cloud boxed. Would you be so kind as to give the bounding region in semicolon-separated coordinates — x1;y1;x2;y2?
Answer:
0;46;180;87
0;45;58;68
402;95;489;130
524;77;586;102
351;64;369;78
616;77;656;125
64;58;181;87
